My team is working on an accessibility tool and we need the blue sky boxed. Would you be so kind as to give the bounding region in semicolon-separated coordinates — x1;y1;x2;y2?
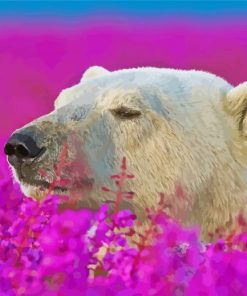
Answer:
0;1;247;19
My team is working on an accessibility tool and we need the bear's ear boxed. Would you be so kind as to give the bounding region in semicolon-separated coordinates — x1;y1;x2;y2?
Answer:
54;89;72;110
54;66;110;110
225;82;247;136
80;66;110;81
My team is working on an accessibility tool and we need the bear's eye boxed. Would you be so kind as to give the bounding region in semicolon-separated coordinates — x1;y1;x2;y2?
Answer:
110;107;141;119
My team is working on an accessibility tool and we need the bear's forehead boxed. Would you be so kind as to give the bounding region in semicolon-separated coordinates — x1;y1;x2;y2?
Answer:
60;70;179;109
62;74;144;109
58;68;232;111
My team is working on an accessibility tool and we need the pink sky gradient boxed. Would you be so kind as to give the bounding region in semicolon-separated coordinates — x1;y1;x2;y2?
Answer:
1;18;247;137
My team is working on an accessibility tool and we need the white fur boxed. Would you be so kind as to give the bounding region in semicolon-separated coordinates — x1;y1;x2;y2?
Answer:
12;66;247;241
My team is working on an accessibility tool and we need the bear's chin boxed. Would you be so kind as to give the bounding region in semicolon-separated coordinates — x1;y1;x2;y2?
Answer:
20;182;69;201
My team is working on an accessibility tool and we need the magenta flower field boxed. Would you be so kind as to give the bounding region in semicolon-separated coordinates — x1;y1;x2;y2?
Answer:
1;144;247;295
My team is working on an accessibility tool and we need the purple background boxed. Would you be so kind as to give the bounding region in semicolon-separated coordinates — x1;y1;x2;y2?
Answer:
1;2;247;138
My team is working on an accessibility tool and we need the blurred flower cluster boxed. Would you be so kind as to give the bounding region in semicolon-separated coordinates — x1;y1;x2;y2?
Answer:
1;139;247;295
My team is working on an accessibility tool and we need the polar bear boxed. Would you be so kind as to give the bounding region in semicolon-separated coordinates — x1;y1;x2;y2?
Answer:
4;66;247;241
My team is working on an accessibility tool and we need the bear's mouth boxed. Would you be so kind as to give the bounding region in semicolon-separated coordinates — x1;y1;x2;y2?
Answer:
11;162;95;198
24;178;68;193
14;165;69;193
22;177;94;194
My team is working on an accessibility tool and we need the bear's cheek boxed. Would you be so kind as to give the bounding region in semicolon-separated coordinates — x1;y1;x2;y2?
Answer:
27;186;48;201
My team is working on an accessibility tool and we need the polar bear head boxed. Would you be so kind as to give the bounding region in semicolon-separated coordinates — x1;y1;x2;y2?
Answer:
4;66;247;240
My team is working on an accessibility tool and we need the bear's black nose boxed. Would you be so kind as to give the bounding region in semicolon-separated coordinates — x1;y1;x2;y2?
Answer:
4;133;44;160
